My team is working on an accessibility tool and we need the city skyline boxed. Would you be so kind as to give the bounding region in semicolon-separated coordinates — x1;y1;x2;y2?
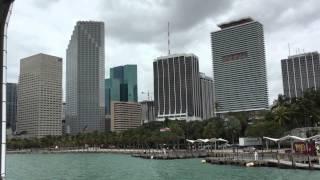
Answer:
6;0;320;104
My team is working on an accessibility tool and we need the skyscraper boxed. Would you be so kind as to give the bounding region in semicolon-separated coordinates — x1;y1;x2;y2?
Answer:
281;51;320;98
199;73;215;120
66;21;105;134
105;65;138;114
16;53;62;138
153;54;202;121
211;17;269;114
6;83;16;133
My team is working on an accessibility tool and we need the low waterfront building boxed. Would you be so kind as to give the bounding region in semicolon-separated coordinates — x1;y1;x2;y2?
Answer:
111;101;142;132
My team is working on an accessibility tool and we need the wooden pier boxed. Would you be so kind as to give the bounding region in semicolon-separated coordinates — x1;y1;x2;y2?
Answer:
132;151;208;160
205;152;320;170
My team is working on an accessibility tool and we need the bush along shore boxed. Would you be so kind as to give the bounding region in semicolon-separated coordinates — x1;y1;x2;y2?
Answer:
8;89;320;151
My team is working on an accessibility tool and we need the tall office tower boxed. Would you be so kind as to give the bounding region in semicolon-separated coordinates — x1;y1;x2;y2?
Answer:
153;54;202;121
6;83;17;133
211;17;269;114
16;54;62;138
281;51;320;98
105;65;138;114
66;21;105;134
199;73;215;120
111;101;142;132
140;100;155;123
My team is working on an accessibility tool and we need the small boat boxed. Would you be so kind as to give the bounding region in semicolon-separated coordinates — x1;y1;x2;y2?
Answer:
246;162;254;167
201;160;206;163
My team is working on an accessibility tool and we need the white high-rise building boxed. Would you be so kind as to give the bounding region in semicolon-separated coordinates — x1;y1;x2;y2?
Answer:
211;17;269;114
281;52;320;98
16;53;62;138
66;21;105;134
153;54;202;121
200;73;215;120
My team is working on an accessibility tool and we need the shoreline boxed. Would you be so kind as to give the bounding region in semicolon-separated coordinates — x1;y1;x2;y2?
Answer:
7;148;171;155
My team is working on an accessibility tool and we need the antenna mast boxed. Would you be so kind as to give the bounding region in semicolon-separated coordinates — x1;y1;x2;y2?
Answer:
168;22;170;55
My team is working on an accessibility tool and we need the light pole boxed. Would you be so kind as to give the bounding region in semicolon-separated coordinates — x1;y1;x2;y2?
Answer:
0;0;14;179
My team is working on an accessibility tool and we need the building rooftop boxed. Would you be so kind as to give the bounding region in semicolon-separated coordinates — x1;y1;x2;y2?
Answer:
288;51;319;58
218;17;254;29
155;53;197;61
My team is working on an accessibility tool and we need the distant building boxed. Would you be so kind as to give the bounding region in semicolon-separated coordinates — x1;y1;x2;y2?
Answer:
66;21;105;134
153;54;202;121
105;79;111;115
140;100;155;123
111;101;142;132
281;51;320;98
105;65;137;114
199;73;215;120
61;102;66;134
105;115;111;132
6;83;17;133
16;53;62;138
211;17;269;114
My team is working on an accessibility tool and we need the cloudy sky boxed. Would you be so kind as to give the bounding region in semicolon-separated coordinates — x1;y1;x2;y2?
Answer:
6;0;320;103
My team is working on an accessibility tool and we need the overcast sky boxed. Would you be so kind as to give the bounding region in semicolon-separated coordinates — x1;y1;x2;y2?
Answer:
6;0;320;103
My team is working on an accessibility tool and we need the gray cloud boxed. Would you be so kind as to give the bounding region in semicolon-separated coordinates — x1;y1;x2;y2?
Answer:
6;0;320;103
32;0;60;9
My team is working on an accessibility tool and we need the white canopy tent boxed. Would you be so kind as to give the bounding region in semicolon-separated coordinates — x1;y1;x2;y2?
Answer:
186;138;228;150
263;135;320;152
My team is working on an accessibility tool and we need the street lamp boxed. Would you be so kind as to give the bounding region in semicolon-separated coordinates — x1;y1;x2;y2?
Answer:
0;0;14;179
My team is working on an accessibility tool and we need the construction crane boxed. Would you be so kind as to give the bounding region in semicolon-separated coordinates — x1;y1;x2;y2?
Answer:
141;91;153;101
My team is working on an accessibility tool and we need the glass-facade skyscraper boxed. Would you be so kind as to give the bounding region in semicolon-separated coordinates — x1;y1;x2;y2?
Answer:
105;65;138;114
6;83;17;133
211;17;269;114
66;21;105;134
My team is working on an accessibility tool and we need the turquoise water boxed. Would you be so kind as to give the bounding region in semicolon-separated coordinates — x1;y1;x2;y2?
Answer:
7;153;320;180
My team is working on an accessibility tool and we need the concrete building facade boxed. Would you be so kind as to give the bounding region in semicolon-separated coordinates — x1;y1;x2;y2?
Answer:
199;73;215;120
111;101;142;132
66;21;105;134
211;17;269;114
281;51;320;98
153;54;202;121
16;53;62;138
140;100;155;123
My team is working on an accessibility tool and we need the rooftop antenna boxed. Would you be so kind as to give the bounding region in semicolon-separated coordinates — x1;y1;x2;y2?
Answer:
288;43;291;56
168;22;170;55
